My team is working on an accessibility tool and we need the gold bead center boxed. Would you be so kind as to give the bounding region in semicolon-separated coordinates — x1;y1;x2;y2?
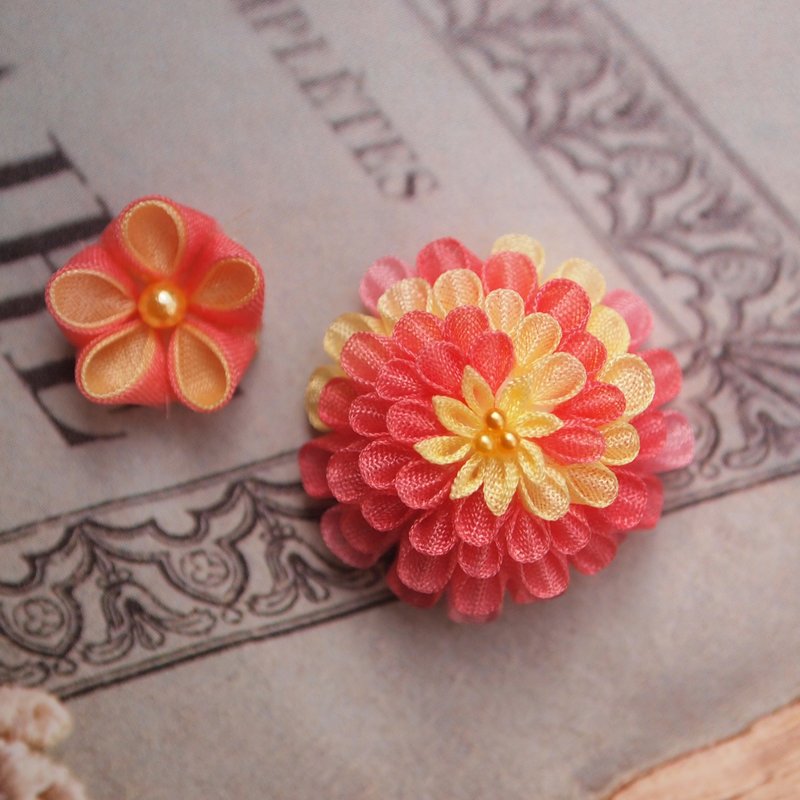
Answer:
473;409;519;456
138;281;187;329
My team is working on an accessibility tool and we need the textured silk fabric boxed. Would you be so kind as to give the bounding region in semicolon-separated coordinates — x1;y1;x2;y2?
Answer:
45;196;265;412
300;236;694;622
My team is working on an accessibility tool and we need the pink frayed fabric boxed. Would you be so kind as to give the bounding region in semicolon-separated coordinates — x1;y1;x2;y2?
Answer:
301;236;694;622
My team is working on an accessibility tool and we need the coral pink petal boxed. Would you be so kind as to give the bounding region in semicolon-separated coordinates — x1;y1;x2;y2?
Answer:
633;410;668;460
637;410;694;472
453;493;500;547
349;393;392;437
549;507;592;555
505;506;551;563
340;505;395;556
416;340;468;396
395;459;455;509
448;569;504;622
360;493;415;532
638;474;665;529
600;469;648;530
444;305;490;353
556;381;626;424
340;332;395;388
519;551;570;599
396;538;457;593
558;331;607;377
570;533;619;575
539;422;605;465
530;278;592;332
360;256;412;314
506;566;537;604
386;561;442;608
640;348;683;408
604;289;654;350
392;310;444;356
376;359;429;401
416;238;483;284
469;330;515;392
408;506;458;556
298;440;334;499
326;446;370;504
387;399;443;444
457;540;503;579
320;505;381;568
358;439;414;490
318;378;359;430
482;251;537;297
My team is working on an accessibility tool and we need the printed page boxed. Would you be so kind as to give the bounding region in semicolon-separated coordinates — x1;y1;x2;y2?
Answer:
1;1;798;798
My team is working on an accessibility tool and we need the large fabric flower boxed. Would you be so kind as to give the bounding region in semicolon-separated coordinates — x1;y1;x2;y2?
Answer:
300;235;694;622
46;196;264;412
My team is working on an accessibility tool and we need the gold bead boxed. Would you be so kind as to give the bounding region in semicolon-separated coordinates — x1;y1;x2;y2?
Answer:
499;431;518;451
485;409;505;430
138;281;187;329
475;433;494;453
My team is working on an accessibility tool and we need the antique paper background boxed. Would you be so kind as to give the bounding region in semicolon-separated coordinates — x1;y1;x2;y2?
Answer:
1;1;798;797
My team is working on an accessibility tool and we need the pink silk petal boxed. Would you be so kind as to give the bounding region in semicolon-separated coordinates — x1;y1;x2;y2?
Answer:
443;305;490;354
349;393;392;438
395;459;456;509
320;505;381;568
457;540;504;579
482;251;537;298
416;238;483;285
632;410;668;461
358;439;414;491
453;492;501;547
326;445;370;504
570;533;619;575
318;377;359;431
549;507;592;555
340;332;396;388
558;331;607;377
638;474;665;529
640;348;683;408
386;399;444;444
360;493;415;532
504;504;551;563
339;505;396;556
396;538;457;593
408;506;458;556
539;422;606;465
468;330;515;393
359;256;412;314
448;569;504;622
604;289;654;351
391;310;444;356
386;561;442;608
416;340;468;396
375;358;430;401
599;469;648;530
519;550;570;599
530;278;592;332
636;409;694;472
556;381;626;424
298;440;335;499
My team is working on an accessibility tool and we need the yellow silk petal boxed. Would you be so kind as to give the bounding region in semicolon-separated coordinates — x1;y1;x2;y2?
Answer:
587;304;631;357
121;198;185;276
431;269;484;317
554;258;606;304
491;234;545;280
323;312;385;360
564;462;619;508
191;258;261;310
484;289;525;336
432;395;482;438
483;458;519;517
518;466;570;521
305;364;343;431
461;365;495;417
415;436;472;465
377;277;431;328
48;269;135;331
172;325;232;411
513;312;561;371
515;411;563;439
601;421;641;466
450;455;485;500
599;353;655;419
80;323;156;400
500;352;585;414
517;439;545;482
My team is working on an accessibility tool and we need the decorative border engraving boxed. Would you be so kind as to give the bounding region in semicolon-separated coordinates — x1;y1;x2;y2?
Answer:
3;0;799;697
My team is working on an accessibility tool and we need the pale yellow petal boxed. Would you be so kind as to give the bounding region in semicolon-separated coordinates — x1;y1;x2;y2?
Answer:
432;395;482;437
491;234;545;279
305;364;343;431
323;312;385;360
515;411;563;439
599;353;655;419
565;462;619;508
517;439;545;482
587;304;631;357
79;324;155;400
48;269;135;331
484;289;525;336
501;352;586;412
513;312;561;371
192;258;261;311
415;436;472;465
431;269;484;317
483;458;520;517
518;466;570;521
461;365;495;417
377;277;431;327
554;258;606;304
121;198;185;276
600;421;640;466
496;373;534;421
450;455;485;500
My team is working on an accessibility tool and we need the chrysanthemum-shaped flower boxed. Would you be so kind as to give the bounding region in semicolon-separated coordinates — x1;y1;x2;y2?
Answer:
46;196;264;412
300;236;694;621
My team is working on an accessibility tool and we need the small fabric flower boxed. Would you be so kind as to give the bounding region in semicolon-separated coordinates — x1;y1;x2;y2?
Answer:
300;235;694;622
46;196;265;412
